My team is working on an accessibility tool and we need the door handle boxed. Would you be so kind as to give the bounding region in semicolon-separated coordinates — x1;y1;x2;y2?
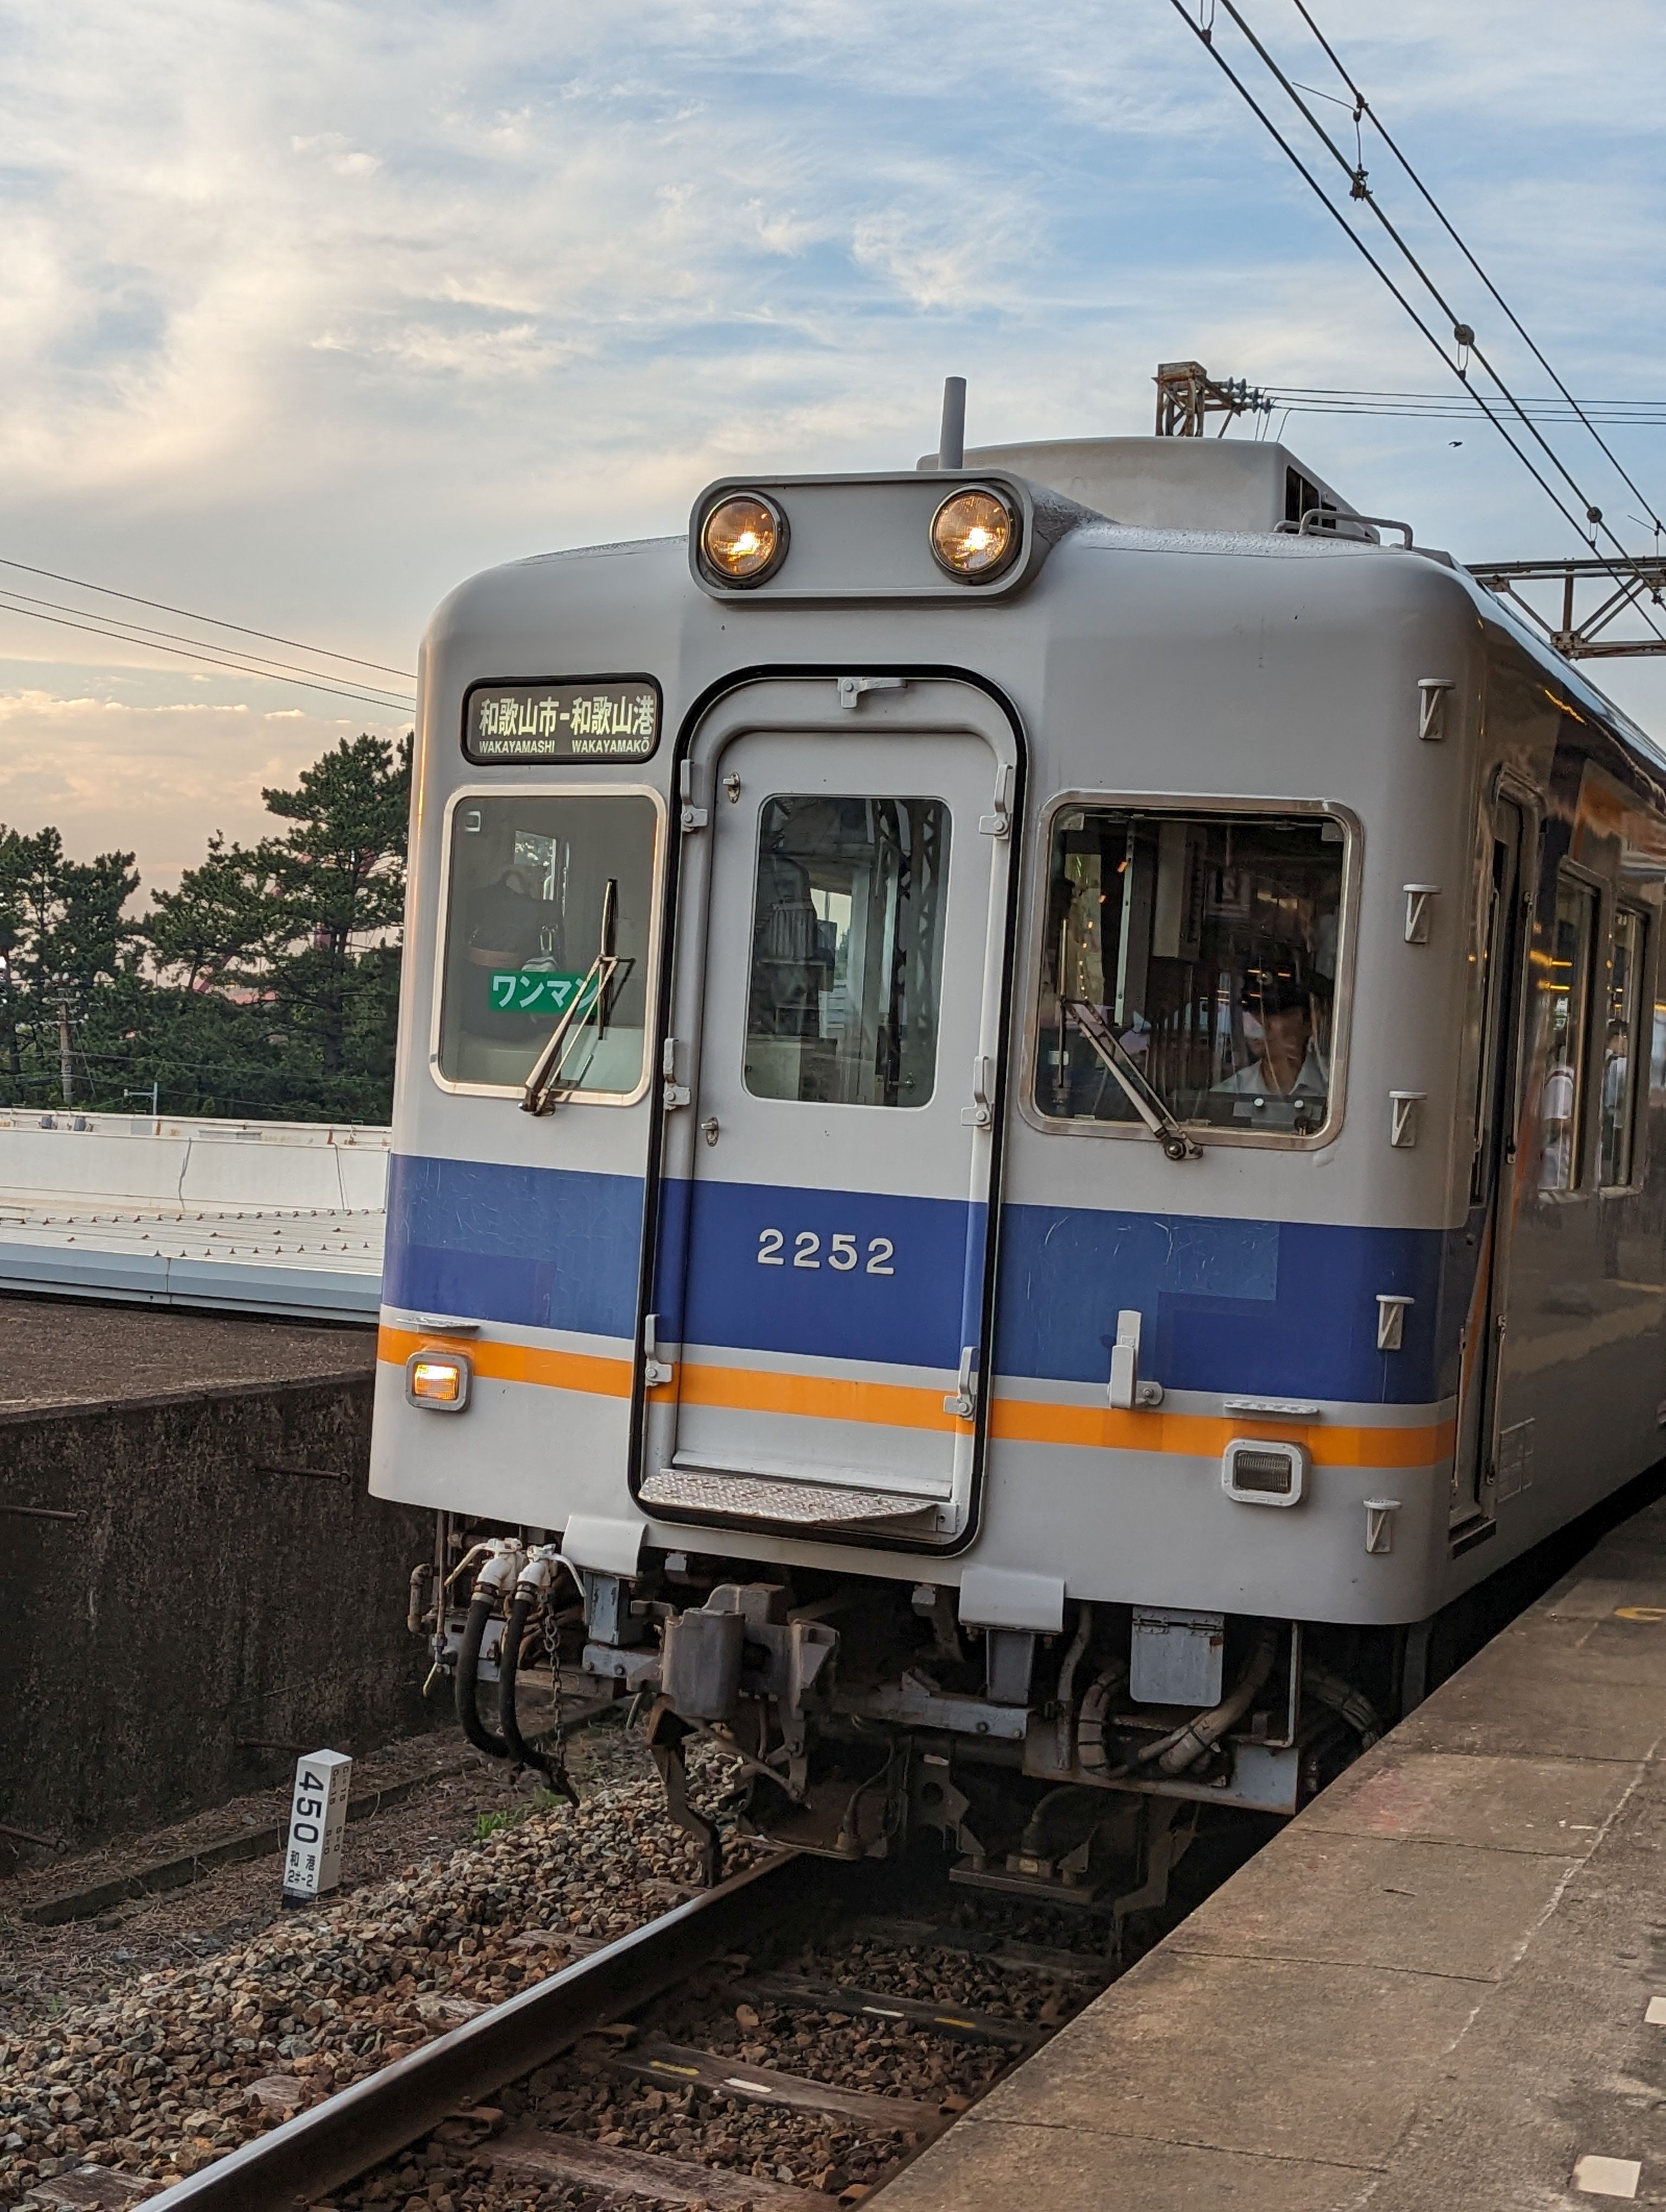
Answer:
960;1056;995;1129
1107;1309;1164;1410
944;1345;979;1419
978;764;1014;838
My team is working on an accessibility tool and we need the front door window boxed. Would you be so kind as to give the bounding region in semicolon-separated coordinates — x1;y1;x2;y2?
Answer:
744;795;949;1109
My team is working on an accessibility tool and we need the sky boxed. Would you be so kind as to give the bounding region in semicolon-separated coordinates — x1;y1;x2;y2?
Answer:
2;0;1665;893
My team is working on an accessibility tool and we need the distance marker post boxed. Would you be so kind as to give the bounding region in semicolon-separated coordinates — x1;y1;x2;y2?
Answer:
281;1749;353;1907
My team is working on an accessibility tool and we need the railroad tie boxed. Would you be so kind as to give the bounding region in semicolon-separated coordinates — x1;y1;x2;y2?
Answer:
611;2037;951;2137
845;1914;1113;1985
736;1972;1047;2047
21;2169;157;2208
490;2127;828;2207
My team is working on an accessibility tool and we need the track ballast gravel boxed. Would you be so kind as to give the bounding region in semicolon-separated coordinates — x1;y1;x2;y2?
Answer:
0;1735;751;2208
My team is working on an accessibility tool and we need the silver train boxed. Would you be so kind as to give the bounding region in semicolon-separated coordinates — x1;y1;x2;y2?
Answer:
373;405;1666;1900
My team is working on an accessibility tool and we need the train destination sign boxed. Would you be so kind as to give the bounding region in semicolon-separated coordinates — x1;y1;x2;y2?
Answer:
464;679;659;763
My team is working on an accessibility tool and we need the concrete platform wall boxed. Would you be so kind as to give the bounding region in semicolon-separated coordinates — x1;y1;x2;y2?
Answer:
2;1357;437;1851
0;1112;390;1212
0;1115;390;1319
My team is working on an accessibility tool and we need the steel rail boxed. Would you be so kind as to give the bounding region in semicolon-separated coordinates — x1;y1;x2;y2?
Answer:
138;1847;867;2211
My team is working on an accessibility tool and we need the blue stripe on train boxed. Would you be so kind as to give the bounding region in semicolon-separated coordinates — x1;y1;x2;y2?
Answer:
383;1152;646;1340
992;1206;1447;1404
383;1153;1450;1403
658;1178;986;1373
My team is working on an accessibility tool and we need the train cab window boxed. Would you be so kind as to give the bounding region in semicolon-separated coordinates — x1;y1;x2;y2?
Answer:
1533;873;1598;1191
1599;906;1647;1187
1036;806;1345;1140
744;795;949;1108
437;792;658;1096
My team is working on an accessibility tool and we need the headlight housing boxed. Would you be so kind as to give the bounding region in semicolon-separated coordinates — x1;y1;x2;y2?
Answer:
1221;1436;1307;1507
929;487;1020;581
699;492;787;586
405;1348;471;1412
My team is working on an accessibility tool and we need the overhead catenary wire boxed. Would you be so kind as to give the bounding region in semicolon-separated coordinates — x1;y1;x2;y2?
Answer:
0;595;416;716
1264;387;1666;424
1207;0;1654;549
0;554;416;681
1161;0;1606;553
0;586;417;711
1286;0;1666;538
1208;0;1666;621
1168;0;1666;647
1216;0;1601;503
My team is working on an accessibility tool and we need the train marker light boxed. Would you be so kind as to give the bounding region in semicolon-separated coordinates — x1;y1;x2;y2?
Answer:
930;487;1018;580
406;1349;472;1411
1222;1437;1307;1507
700;493;787;584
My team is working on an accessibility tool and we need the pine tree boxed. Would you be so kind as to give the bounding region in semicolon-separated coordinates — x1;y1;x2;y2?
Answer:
139;731;411;1117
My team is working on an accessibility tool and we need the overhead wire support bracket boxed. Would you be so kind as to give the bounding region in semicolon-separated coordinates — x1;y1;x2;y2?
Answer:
1468;557;1666;660
1154;361;1272;437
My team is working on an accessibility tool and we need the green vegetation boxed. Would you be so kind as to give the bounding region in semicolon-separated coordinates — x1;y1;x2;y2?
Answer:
0;732;410;1123
473;1786;567;1841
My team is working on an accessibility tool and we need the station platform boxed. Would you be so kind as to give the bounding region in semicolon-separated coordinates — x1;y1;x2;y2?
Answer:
883;1495;1666;2211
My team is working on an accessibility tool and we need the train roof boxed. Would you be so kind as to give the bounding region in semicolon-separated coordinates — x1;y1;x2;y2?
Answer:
915;434;1358;537
431;434;1665;782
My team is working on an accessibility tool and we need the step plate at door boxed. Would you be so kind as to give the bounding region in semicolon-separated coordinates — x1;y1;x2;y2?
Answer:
640;1466;940;1528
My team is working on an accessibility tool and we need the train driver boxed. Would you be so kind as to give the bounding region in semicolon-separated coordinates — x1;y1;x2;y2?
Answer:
464;863;544;970
1213;960;1329;1109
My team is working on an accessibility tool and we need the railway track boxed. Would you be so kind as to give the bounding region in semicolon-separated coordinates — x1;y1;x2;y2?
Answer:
105;1847;1118;2211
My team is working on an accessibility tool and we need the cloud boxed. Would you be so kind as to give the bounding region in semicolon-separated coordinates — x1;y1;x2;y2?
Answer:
0;689;404;895
0;0;1661;891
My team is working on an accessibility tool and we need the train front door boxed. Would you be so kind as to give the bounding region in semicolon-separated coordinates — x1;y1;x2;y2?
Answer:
641;678;1018;1546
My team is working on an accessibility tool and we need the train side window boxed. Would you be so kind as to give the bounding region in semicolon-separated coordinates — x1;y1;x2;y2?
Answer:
435;791;659;1097
744;795;949;1108
1599;906;1648;1187
1532;872;1598;1192
1035;806;1345;1140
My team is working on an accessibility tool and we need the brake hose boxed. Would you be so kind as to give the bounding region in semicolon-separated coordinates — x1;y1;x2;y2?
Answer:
456;1593;512;1759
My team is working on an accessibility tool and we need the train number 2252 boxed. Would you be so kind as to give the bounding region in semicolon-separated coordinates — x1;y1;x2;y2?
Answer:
757;1229;895;1276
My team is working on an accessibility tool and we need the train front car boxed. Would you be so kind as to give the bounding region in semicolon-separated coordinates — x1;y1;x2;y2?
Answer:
373;429;1664;1905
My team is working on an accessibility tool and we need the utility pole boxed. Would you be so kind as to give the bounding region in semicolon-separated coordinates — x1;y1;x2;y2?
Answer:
56;999;73;1106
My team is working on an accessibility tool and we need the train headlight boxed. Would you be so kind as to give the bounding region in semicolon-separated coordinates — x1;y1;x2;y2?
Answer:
699;493;787;586
406;1349;471;1412
929;487;1019;581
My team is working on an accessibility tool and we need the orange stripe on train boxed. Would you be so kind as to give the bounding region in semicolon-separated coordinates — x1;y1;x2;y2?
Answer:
379;1325;633;1398
379;1326;1453;1467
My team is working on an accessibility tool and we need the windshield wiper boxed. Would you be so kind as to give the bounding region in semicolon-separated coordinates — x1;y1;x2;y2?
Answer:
1062;1000;1201;1161
522;879;620;1116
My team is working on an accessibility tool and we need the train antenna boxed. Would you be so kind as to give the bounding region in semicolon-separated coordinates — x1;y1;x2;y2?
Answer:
937;376;967;470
